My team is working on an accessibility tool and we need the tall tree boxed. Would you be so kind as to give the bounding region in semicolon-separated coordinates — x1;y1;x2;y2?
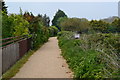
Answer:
52;9;67;29
1;1;8;14
38;14;50;27
57;17;67;30
19;7;23;16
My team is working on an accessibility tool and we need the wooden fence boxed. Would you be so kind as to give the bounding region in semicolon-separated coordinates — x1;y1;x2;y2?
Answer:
1;36;31;74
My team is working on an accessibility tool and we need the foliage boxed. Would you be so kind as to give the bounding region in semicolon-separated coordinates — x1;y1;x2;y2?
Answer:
23;12;50;49
2;14;30;38
90;20;109;33
111;19;120;33
56;17;68;31
60;18;90;33
10;14;30;36
2;10;50;49
58;31;120;79
90;19;120;33
23;12;35;23
52;9;67;30
101;16;119;23
38;14;50;27
2;13;12;38
2;7;50;79
49;26;59;37
1;1;8;14
31;22;49;49
19;7;23;16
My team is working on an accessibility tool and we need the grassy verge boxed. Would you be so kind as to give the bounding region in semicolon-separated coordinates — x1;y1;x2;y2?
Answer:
2;44;43;80
57;31;120;79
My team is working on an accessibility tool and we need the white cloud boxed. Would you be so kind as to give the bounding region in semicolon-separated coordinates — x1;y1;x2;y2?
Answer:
4;0;120;2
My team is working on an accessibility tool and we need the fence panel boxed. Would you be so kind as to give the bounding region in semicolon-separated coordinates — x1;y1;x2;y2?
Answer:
2;36;31;74
2;42;19;73
19;38;31;58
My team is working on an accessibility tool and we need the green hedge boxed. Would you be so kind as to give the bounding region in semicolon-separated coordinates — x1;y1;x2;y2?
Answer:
2;14;30;38
49;26;59;37
31;23;49;49
2;12;50;50
58;31;120;79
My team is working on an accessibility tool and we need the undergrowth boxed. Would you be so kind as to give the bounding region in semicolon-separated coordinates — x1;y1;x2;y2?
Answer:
58;31;120;79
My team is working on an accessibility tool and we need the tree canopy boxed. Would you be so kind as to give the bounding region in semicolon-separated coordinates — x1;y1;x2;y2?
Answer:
1;1;8;14
90;20;109;33
52;9;67;30
111;19;120;33
60;18;90;33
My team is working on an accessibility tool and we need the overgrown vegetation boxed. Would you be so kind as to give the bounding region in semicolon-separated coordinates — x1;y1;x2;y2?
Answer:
58;31;120;79
1;1;120;79
1;1;50;78
2;2;51;49
2;14;30;38
56;8;120;79
49;26;59;37
59;18;90;32
23;12;50;49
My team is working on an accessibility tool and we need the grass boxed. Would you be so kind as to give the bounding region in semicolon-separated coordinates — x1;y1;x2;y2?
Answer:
1;44;43;80
57;31;120;78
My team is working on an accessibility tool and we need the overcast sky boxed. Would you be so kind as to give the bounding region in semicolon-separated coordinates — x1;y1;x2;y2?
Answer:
4;0;120;2
5;0;119;23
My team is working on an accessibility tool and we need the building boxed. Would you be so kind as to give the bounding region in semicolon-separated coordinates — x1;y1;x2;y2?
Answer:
118;1;120;18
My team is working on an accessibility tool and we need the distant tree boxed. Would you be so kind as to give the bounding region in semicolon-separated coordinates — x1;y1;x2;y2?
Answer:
1;1;8;14
38;14;50;27
117;19;120;32
80;18;91;32
23;12;35;23
90;20;109;33
57;17;68;30
19;7;23;16
52;9;67;30
60;18;90;32
60;18;81;31
111;19;120;33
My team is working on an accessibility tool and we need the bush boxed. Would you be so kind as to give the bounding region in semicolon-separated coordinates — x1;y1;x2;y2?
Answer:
2;14;30;38
60;18;90;32
2;12;50;50
49;26;59;37
31;22;49;49
58;31;120;78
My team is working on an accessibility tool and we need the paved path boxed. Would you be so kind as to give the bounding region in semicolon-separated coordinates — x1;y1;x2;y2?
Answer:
13;37;73;78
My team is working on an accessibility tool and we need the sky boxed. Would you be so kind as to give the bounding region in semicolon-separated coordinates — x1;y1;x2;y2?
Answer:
5;0;119;23
4;0;120;2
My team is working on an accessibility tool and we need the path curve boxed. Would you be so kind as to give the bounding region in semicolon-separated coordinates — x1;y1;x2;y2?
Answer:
13;37;73;78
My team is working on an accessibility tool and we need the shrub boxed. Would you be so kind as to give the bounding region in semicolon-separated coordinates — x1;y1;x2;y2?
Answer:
2;14;30;38
49;26;59;37
58;31;120;78
31;22;49;49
